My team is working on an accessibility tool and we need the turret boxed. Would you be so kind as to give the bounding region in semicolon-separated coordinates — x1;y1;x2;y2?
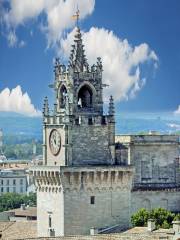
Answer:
108;95;115;117
43;96;49;117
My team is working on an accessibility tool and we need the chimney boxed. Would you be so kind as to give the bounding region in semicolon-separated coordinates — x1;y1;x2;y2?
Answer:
147;219;156;232
172;221;180;235
90;227;98;235
20;204;26;210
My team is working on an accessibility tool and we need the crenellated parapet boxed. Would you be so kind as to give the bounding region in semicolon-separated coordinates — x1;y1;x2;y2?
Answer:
31;167;61;193
31;166;134;193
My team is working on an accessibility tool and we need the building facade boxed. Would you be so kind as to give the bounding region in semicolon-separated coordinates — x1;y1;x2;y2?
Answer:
0;160;37;196
31;27;180;238
0;169;27;195
115;135;180;214
31;27;134;237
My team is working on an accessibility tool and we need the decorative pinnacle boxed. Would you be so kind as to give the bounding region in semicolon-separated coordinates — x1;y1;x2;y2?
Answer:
108;95;115;116
43;96;49;116
68;27;88;72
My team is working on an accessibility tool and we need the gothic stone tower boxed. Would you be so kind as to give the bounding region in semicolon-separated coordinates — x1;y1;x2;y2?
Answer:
31;27;134;237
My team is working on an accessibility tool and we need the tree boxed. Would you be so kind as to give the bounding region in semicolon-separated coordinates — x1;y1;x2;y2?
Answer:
131;208;149;227
149;208;175;229
0;193;36;212
131;208;177;229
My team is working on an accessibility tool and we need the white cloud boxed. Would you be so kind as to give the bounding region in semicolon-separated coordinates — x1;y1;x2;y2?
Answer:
19;40;26;48
6;30;26;48
174;105;180;115
60;27;158;101
1;1;158;102
0;86;41;117
7;30;18;47
2;0;95;46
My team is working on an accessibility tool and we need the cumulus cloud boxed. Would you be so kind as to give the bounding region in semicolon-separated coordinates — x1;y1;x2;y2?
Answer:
1;0;95;46
1;1;158;102
0;86;41;117
174;105;180;115
60;27;158;101
7;30;18;47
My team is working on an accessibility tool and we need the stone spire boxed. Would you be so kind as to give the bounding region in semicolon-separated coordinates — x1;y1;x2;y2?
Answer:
54;58;66;80
69;27;89;72
108;95;115;116
43;96;49;116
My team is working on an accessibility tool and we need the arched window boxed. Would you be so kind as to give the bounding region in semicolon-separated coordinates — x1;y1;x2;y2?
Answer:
60;85;67;108
78;85;93;108
142;199;151;210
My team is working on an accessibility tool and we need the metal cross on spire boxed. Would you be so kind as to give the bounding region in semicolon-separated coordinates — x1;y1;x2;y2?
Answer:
72;6;80;27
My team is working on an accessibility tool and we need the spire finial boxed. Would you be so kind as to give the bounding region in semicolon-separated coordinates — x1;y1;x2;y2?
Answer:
72;6;80;27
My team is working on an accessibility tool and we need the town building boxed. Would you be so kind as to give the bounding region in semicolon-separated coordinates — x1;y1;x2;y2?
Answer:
116;135;180;214
0;160;36;195
0;205;36;222
31;25;180;238
31;26;134;237
0;169;27;195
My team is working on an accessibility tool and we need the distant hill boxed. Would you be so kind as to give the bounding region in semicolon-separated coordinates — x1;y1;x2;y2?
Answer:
0;112;42;143
0;111;179;145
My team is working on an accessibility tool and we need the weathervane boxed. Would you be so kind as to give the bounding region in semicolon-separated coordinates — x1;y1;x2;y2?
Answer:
72;6;80;27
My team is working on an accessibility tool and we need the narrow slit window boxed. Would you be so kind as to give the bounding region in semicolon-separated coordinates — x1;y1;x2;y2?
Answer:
49;215;52;228
90;196;95;205
88;118;93;125
101;116;106;125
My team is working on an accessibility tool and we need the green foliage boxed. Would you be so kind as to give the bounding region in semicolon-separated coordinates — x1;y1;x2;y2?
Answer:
0;193;36;212
174;214;180;221
131;208;178;229
131;208;149;227
161;220;170;229
149;208;175;229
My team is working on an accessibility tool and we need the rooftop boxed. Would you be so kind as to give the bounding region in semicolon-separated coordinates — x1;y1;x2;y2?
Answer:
0;221;37;239
5;206;37;218
0;223;175;240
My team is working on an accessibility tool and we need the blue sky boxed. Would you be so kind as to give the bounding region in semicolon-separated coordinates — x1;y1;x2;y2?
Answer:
0;0;180;116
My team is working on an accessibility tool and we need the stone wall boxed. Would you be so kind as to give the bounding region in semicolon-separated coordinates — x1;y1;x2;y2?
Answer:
115;135;180;188
131;144;179;186
62;166;133;235
37;189;64;237
31;166;64;237
71;115;115;166
131;189;180;214
31;165;134;237
71;125;111;165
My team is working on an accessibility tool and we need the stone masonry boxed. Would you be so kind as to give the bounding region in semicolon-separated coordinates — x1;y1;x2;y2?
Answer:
31;25;180;238
31;26;134;237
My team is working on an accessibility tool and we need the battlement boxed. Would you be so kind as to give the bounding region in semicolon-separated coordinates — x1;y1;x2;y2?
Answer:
43;114;113;126
31;165;134;193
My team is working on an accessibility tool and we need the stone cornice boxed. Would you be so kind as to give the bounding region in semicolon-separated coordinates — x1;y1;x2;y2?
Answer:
31;165;134;193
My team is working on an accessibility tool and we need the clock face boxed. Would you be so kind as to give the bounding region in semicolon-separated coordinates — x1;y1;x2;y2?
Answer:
49;129;61;156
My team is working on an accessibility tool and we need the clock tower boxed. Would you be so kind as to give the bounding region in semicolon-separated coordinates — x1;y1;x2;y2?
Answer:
43;27;115;167
32;26;134;237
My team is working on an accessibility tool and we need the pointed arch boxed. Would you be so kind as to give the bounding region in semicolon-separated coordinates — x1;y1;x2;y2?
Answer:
142;199;151;210
59;84;67;108
77;82;96;109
